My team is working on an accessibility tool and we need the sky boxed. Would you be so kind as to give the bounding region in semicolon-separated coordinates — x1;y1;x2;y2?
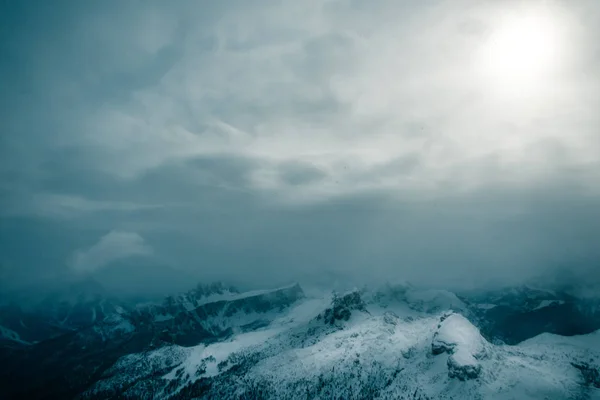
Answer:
1;0;599;296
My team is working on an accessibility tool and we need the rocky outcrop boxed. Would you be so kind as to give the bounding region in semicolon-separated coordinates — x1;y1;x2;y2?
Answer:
431;313;486;380
447;354;482;381
1;283;304;400
572;361;600;388
129;283;305;346
319;290;367;325
431;312;457;355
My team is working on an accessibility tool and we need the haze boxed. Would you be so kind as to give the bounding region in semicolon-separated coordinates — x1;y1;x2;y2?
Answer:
1;0;599;297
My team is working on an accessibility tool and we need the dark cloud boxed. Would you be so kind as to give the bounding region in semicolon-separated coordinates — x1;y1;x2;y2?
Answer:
278;161;327;186
1;0;599;297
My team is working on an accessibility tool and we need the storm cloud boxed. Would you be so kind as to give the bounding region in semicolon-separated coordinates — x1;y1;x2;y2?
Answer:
0;0;599;295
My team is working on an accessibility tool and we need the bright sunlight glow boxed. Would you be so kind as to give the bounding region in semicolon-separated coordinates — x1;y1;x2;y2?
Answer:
478;8;565;96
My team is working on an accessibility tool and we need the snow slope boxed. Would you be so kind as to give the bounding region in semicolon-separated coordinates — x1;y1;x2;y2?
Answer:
82;289;600;400
0;325;29;345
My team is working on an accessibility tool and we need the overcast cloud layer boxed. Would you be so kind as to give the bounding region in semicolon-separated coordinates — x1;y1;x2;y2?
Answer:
1;0;599;294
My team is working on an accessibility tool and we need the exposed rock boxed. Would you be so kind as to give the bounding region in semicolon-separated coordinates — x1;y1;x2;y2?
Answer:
320;290;367;325
572;361;600;388
6;284;600;399
431;313;486;380
431;313;459;355
1;283;304;400
447;354;482;380
383;311;399;326
431;338;454;355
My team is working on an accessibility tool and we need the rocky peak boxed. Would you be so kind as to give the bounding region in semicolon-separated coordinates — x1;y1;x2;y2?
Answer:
318;290;367;325
432;313;488;380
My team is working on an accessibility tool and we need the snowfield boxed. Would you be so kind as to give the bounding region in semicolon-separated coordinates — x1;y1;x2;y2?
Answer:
533;299;566;311
0;324;29;344
81;287;600;400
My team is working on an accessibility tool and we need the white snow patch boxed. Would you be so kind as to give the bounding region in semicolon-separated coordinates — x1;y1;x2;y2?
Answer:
476;303;497;310
405;289;466;312
0;325;29;344
82;292;600;400
154;313;174;322
162;296;330;394
195;283;301;307
113;319;135;334
433;314;487;367
533;300;565;311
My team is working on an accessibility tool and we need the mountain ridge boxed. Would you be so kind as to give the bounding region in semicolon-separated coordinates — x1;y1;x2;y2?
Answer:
1;281;599;399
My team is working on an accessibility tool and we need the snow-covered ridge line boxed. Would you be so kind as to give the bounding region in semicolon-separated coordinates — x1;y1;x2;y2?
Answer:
5;283;600;399
191;283;302;308
146;283;304;322
81;289;600;400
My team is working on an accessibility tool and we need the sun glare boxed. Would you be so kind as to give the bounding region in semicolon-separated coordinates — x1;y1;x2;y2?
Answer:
478;7;564;96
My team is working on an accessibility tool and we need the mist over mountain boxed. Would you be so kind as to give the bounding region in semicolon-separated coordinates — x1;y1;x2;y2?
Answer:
1;279;600;399
1;0;599;398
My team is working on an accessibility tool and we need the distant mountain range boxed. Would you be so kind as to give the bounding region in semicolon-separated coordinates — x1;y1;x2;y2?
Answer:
1;281;599;399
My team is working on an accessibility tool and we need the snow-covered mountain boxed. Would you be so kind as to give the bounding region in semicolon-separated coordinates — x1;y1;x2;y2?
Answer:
0;279;124;346
2;282;600;399
458;285;600;345
0;282;305;399
80;285;600;400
